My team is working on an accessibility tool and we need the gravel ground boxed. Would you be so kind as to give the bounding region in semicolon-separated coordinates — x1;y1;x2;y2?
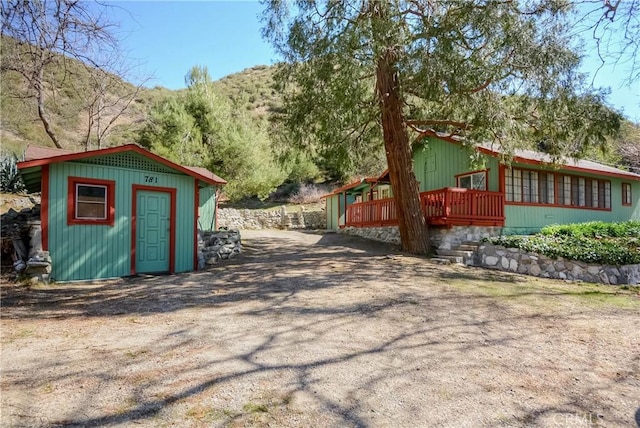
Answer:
1;229;639;428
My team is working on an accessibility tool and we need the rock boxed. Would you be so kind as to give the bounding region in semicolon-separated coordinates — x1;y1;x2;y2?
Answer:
509;259;518;272
530;264;541;276
587;266;600;275
485;256;499;266
501;257;509;269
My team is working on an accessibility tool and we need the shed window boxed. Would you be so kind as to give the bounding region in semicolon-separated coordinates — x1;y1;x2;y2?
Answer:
77;185;107;219
68;177;115;226
622;183;632;206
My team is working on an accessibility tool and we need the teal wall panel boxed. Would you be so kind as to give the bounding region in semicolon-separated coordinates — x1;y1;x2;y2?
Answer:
48;161;196;281
198;185;218;231
413;138;499;192
327;194;340;230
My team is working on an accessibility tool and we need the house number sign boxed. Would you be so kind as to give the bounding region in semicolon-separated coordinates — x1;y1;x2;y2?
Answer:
144;175;159;183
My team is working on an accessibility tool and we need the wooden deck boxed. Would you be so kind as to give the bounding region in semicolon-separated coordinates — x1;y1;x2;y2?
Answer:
345;187;505;228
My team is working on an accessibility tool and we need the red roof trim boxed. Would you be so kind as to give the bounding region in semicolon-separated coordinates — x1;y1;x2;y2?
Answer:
17;144;227;186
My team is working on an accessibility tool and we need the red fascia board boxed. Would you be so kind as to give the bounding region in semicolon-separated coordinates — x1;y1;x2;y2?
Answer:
17;144;226;186
322;176;381;198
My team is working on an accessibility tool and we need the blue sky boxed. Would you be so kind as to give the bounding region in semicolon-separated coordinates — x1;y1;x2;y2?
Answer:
108;1;639;122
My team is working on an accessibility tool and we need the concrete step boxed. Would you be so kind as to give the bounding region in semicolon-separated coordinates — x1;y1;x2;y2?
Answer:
436;249;474;258
430;257;453;265
432;255;464;264
457;244;479;252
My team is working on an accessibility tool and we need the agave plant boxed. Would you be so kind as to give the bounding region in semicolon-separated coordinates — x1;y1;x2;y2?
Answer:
0;155;26;193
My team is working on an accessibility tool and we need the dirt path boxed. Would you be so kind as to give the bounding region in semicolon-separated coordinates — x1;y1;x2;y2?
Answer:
2;230;639;427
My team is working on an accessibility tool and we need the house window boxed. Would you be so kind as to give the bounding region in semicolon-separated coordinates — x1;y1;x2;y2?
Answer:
457;170;487;190
622;183;632;206
505;168;610;210
68;177;115;226
505;168;522;202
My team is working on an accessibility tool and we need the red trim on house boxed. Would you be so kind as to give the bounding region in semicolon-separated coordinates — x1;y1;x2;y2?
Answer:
215;189;220;231
41;165;49;251
67;176;116;226
17;144;226;185
622;183;632;206
498;164;505;195
194;180;200;271
130;185;177;275
504;201;612;211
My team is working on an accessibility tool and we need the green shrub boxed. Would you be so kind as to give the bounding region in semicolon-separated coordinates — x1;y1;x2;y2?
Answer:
487;221;640;266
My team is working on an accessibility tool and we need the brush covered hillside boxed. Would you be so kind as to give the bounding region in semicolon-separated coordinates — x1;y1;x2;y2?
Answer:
2;46;639;200
1;63;283;152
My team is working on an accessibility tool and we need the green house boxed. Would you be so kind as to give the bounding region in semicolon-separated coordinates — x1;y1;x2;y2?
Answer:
325;137;640;234
18;144;226;282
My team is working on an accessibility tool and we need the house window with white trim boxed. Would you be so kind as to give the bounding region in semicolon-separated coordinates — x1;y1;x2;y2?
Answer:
622;183;632;206
457;170;487;190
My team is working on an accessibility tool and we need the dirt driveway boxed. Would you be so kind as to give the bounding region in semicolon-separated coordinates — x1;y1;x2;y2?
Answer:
2;230;639;427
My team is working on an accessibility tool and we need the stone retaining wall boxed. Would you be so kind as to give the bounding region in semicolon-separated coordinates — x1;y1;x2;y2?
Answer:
430;226;502;250
218;207;325;230
339;226;401;245
476;243;640;285
198;230;242;268
339;225;502;250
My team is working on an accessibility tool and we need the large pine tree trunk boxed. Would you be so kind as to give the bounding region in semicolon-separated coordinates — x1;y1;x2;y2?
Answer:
376;51;430;254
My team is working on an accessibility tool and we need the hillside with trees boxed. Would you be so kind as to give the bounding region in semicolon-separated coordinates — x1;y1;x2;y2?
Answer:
0;0;640;205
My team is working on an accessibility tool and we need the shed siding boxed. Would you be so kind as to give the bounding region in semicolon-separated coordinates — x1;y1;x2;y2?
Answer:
48;161;195;281
198;185;218;232
413;139;500;192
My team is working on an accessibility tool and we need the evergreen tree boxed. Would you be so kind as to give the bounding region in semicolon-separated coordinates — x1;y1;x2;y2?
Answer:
263;0;622;254
138;66;285;200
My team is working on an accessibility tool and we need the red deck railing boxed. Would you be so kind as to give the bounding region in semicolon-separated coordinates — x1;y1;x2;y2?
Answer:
346;197;398;227
420;187;504;226
344;187;504;228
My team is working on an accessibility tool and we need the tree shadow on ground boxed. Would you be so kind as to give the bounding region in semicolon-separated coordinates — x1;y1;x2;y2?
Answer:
2;231;638;427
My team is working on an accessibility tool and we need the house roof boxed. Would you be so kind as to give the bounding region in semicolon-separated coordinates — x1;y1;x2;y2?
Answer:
321;169;391;199
418;130;640;181
18;144;227;193
24;145;74;160
476;142;640;181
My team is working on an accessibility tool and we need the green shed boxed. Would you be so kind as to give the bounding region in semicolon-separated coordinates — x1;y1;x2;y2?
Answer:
17;144;226;282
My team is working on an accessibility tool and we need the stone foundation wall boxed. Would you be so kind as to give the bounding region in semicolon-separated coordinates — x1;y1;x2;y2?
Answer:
198;230;242;268
218;207;325;230
430;226;502;250
339;226;401;245
476;243;640;285
339;225;502;250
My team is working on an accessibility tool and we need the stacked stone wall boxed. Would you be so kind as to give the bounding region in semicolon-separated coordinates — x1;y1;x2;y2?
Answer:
339;226;401;245
476;243;640;285
198;230;242;268
339;225;502;250
218;207;325;230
